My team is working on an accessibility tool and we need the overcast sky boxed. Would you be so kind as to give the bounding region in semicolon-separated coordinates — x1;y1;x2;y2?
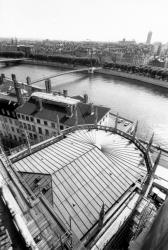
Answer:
0;0;168;43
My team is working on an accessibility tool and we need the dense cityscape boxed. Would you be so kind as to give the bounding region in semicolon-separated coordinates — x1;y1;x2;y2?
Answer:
0;7;168;250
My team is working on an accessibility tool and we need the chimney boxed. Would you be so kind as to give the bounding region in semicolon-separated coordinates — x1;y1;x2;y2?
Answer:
37;98;43;111
94;107;98;125
83;94;88;103
56;114;61;135
66;105;73;117
26;76;31;85
45;79;51;93
12;74;24;105
63;90;68;97
74;106;78;127
89;103;94;115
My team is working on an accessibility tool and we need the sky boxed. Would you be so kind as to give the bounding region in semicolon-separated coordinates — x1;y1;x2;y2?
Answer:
0;0;168;43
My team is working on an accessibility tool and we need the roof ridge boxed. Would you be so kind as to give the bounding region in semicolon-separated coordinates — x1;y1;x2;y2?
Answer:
51;145;97;176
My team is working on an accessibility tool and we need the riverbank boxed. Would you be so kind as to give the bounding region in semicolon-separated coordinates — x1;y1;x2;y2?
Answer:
23;59;168;90
97;68;168;89
23;59;76;70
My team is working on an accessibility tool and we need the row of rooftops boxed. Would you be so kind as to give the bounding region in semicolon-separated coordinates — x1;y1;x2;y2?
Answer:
16;92;110;126
0;75;110;126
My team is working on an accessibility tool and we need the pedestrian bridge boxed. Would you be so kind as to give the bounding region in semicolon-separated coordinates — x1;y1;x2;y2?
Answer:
30;67;102;84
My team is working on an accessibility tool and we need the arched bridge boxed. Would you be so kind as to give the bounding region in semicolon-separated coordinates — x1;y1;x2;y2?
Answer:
0;58;26;66
30;67;102;84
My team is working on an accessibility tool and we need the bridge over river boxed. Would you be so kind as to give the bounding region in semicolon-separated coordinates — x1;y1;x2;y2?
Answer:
30;67;102;84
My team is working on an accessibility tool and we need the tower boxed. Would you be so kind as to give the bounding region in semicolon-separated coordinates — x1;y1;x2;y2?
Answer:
146;31;152;44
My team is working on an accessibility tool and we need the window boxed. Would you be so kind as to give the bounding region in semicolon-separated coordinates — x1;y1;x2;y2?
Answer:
4;117;7;123
38;127;42;134
32;125;35;132
1;108;5;115
44;121;48;126
60;125;64;130
37;119;40;124
34;134;37;139
21;115;25;120
30;117;34;122
9;118;12;124
14;135;17;141
17;129;20;133
15;120;19;126
51;122;55;128
28;124;31;131
19;122;23;128
45;129;49;135
29;133;33;139
26;116;29;121
24;123;27;129
17;114;21;119
11;127;15;132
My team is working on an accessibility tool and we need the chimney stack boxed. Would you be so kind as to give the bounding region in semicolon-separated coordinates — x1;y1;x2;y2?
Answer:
75;106;78;127
56;114;61;135
83;94;88;103
45;79;51;93
66;105;73;117
12;74;24;105
37;98;43;111
89;103;94;115
94;107;98;125
63;90;68;97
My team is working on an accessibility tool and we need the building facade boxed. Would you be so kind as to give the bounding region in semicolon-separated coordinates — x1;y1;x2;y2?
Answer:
15;92;110;143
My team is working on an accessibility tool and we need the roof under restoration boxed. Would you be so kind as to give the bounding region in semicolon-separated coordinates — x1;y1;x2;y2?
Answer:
13;129;147;240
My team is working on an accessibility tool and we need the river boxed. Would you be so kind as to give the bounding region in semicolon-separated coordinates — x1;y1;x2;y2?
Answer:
1;63;168;149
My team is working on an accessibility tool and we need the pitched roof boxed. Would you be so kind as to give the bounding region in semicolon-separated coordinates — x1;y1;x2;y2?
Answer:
13;129;147;240
15;94;110;125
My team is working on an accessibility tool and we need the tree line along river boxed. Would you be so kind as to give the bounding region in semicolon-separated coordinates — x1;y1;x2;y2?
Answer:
1;63;168;149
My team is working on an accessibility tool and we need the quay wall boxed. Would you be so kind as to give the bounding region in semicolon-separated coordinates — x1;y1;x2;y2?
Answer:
22;60;168;89
97;68;168;89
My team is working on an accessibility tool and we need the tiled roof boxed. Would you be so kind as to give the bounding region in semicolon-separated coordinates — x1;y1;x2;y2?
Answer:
15;96;110;125
13;129;147;240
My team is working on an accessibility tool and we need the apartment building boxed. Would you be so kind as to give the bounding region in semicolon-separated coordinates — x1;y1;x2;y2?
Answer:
15;91;110;142
0;94;22;142
0;74;110;147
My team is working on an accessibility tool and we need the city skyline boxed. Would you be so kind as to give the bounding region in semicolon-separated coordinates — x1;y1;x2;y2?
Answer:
0;0;168;43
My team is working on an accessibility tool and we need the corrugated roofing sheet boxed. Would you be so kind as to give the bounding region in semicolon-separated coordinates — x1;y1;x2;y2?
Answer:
13;129;147;239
